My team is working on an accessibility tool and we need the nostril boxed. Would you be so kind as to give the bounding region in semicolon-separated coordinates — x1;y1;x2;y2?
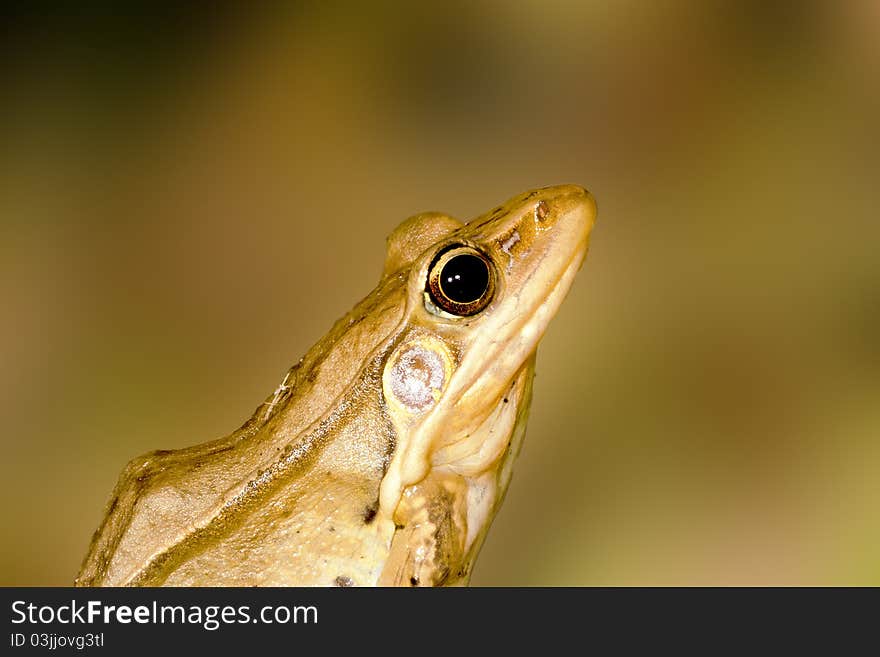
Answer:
535;200;550;222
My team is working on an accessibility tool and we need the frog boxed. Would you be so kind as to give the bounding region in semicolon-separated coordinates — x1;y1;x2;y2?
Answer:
75;184;597;587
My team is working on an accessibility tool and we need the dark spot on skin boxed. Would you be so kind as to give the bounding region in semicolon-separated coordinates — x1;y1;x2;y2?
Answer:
395;523;406;530
329;526;335;532
503;397;509;403
410;576;420;587
334;576;354;587
363;501;379;524
535;200;550;222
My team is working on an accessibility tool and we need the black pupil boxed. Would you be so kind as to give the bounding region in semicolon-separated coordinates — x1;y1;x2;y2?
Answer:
440;254;489;303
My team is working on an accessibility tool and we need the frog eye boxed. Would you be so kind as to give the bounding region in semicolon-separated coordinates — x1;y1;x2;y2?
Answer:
426;245;495;317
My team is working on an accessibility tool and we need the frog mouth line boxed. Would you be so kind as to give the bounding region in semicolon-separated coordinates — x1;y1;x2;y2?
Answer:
470;237;588;390
513;239;587;341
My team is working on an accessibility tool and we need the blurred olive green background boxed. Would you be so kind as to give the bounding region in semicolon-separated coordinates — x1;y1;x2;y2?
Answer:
2;2;878;586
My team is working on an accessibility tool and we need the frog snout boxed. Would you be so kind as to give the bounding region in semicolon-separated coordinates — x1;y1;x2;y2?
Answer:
534;184;597;248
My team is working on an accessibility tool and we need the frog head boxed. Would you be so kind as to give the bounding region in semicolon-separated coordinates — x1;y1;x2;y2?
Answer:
377;185;596;584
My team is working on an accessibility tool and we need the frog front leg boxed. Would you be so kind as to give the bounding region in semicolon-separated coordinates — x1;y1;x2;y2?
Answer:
378;472;471;586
